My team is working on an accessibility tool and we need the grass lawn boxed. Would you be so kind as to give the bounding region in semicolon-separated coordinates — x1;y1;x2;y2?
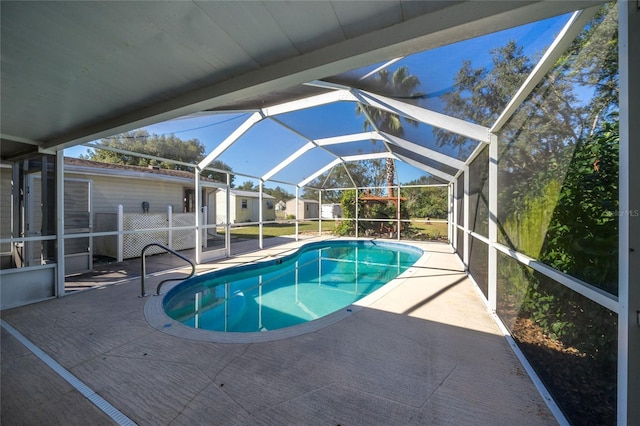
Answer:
224;219;447;240
409;220;448;233
226;221;336;239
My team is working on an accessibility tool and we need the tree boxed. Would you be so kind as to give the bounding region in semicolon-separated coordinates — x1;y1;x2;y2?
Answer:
438;6;619;423
236;181;257;191
437;3;618;219
402;177;448;219
355;66;422;194
263;186;294;203
302;161;382;203
82;130;235;185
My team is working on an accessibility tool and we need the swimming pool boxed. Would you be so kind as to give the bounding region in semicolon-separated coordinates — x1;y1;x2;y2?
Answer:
150;240;423;341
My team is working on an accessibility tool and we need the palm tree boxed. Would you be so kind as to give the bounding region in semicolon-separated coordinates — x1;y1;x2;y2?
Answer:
355;66;421;196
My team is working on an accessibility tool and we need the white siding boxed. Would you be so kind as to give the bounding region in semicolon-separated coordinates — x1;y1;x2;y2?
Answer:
235;196;252;223
285;199;319;219
215;191;275;223
65;172;184;214
215;191;231;224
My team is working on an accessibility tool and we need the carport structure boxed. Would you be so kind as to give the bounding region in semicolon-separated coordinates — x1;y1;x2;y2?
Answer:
1;1;639;425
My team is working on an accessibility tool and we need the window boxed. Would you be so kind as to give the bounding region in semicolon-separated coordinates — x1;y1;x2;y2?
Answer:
266;200;274;209
241;199;248;210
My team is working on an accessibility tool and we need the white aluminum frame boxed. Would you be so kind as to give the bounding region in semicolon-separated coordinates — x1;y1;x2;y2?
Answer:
618;2;639;424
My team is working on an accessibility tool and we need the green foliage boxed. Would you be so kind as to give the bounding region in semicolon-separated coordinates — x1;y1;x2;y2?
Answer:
436;41;535;157
236;181;257;191
502;179;562;258
354;66;422;191
402;185;448;219
355;66;421;135
499;120;618;360
335;190;359;236
83;130;235;184
444;3;619;377
263;186;294;204
540;120;619;293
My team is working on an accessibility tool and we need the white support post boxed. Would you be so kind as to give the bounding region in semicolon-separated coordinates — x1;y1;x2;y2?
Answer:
295;187;300;241
55;151;65;298
452;181;459;251
194;171;202;265
225;174;231;257
318;189;322;235
202;206;208;249
448;183;453;244
355;188;359;239
167;205;173;249
619;2;640;424
397;185;401;241
488;133;498;310
259;181;264;250
117;204;123;262
463;166;470;269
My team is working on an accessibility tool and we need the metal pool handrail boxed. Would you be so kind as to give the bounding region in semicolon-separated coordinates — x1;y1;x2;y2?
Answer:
139;243;195;298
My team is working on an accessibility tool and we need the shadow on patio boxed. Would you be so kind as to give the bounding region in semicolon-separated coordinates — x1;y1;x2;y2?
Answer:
1;241;557;425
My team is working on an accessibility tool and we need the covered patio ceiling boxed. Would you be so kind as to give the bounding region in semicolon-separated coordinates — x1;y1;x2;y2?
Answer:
1;0;603;186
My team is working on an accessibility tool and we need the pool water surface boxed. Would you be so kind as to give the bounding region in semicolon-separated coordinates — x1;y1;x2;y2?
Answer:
163;240;422;333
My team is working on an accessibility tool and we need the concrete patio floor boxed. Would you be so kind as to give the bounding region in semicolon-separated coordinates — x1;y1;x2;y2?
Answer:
1;238;558;425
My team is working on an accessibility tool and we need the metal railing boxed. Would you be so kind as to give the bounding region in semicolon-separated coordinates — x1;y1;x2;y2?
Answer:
139;243;195;298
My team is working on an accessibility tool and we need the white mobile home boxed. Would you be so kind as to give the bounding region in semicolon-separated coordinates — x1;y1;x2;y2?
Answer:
215;189;276;224
58;158;222;266
64;158;201;215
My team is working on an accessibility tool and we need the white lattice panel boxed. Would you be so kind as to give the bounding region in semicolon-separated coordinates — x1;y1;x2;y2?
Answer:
171;213;195;251
122;214;167;259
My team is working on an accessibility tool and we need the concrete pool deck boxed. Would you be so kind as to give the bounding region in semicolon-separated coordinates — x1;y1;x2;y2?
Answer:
1;238;558;425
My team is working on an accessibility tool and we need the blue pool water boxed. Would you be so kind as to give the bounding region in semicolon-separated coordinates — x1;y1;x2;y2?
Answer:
163;240;422;333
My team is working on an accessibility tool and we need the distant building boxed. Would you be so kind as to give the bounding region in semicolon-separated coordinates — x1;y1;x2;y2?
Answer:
321;203;343;219
215;189;276;223
285;198;319;219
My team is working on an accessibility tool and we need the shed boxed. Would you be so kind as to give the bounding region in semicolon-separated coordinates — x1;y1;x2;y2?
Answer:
286;199;319;219
321;203;343;219
215;189;276;224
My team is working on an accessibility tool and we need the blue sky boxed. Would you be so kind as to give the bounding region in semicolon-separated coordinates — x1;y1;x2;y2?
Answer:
65;12;571;189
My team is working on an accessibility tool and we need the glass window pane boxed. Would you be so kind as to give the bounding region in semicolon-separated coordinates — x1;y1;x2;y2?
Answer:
496;251;617;425
497;4;618;295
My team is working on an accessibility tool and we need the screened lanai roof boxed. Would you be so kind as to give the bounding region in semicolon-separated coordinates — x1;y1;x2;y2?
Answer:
122;5;599;188
0;1;605;187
